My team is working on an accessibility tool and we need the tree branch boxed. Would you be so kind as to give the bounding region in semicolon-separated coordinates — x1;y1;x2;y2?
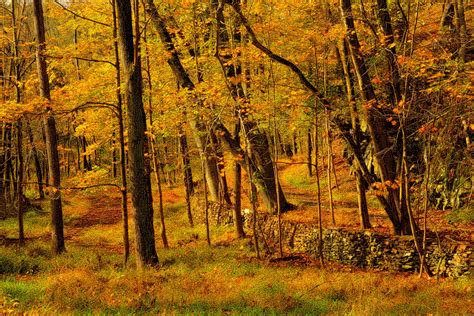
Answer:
227;1;332;110
57;102;119;117
54;1;111;28
73;57;117;68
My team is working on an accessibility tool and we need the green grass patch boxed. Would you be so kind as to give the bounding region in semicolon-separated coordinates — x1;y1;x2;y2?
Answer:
446;205;474;224
1;187;472;314
0;277;46;311
283;164;317;190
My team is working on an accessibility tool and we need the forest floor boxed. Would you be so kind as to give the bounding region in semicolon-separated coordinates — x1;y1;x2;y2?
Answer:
0;155;473;314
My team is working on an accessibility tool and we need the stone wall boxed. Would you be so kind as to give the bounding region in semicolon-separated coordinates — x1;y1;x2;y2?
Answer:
194;203;472;278
192;199;234;226
249;213;472;278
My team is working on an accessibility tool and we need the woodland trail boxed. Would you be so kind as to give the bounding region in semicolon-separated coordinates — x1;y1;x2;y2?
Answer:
62;189;124;253
277;156;473;241
276;155;391;231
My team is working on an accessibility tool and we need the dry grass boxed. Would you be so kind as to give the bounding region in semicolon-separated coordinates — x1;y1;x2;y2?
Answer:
1;183;473;314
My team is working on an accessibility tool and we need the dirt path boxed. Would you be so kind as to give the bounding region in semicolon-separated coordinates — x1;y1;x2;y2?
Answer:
62;189;125;253
278;156;473;241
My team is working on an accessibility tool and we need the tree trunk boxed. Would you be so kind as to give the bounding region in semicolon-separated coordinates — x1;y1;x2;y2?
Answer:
233;160;245;238
214;1;292;213
143;16;169;250
338;39;371;229
179;131;194;226
111;0;129;264
314;108;324;266
112;132;117;178
145;0;221;201
341;0;408;235
0;126;6;219
16;119;24;245
325;110;336;225
456;0;467;64
116;0;158;268
202;158;211;246
376;0;402;105
210;130;232;205
33;0;65;254
307;129;313;177
3;124;13;204
179;131;194;194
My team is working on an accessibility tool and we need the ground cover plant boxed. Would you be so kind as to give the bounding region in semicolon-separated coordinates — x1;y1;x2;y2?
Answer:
0;0;472;314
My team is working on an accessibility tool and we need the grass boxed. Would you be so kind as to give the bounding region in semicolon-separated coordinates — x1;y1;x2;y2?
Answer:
2;243;472;314
1;175;473;314
0;206;49;239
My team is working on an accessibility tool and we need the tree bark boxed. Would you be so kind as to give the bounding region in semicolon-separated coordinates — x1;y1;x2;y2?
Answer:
341;0;408;235
112;0;129;264
233;160;245;238
376;0;402;105
116;0;158;268
144;0;221;201
307;129;313;177
179;131;194;226
179;131;194;194
456;0;467;64
214;0;292;212
16;119;24;245
338;39;371;229
33;0;65;254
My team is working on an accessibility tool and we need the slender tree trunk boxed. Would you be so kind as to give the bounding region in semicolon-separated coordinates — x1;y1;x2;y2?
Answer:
33;0;65;254
118;110;130;263
143;17;168;249
210;131;232;205
11;1;25;241
145;0;221;201
273;110;283;258
179;131;194;194
233;160;245;238
314;109;324;266
376;0;402;105
112;133;117;178
3;124;13;204
179;131;194;227
202;158;211;246
242;126;260;259
151;139;168;248
307;129;313;177
112;0;129;264
17;119;24;245
401;116;432;277
325;110;336;225
456;0;467;64
419;133;431;277
341;0;407;235
338;39;371;229
0;126;5;218
116;0;158;268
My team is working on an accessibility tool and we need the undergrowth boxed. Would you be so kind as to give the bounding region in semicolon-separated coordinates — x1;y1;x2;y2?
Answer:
1;174;473;314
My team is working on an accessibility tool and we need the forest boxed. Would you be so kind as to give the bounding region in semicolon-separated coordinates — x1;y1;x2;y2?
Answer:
0;0;473;314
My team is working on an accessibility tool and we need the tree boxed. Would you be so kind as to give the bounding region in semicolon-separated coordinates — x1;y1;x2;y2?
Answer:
214;0;293;213
116;0;158;268
340;0;410;235
33;0;65;254
144;0;223;203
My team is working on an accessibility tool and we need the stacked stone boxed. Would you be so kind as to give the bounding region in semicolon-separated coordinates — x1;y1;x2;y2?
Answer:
246;214;472;278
